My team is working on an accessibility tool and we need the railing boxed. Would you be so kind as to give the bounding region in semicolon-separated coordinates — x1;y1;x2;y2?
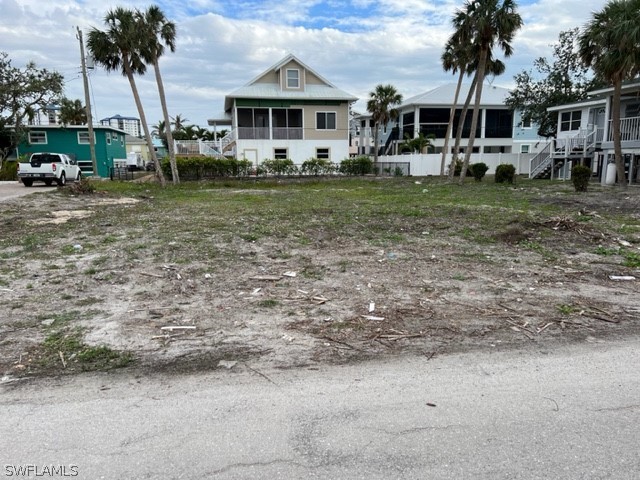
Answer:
529;142;552;179
608;116;640;142
174;140;224;158
272;127;303;140
221;130;236;152
237;127;269;140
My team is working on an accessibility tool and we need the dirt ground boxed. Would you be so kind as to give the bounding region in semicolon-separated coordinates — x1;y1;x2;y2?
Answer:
1;180;639;380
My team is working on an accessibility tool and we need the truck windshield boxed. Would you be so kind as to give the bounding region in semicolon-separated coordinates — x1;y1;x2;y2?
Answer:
31;154;60;164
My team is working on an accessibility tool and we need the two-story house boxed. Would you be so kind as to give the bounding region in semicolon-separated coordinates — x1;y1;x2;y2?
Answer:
216;54;357;166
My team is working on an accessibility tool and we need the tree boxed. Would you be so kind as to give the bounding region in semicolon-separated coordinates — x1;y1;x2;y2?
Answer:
137;5;179;184
578;0;640;188
366;84;403;164
59;98;87;126
506;29;599;138
0;52;64;165
171;114;189;133
401;132;435;153
452;0;523;184
87;8;166;186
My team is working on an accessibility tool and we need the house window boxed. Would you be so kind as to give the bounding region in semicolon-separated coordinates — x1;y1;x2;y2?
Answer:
28;131;47;144
286;69;300;88
316;148;330;159
520;144;531;154
274;148;288;159
77;132;95;144
121;135;124;146
316;112;336;130
106;132;111;145
560;111;582;131
521;117;531;128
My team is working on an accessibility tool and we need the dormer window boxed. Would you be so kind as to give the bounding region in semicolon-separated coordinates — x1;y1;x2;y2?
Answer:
286;69;300;89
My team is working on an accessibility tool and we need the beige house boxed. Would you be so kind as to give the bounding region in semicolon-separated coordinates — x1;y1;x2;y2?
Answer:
215;54;357;165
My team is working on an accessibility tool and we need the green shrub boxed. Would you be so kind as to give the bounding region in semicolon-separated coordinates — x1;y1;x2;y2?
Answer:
0;160;18;181
261;158;297;175
301;158;335;176
339;156;373;175
571;165;592;192
495;164;516;184
453;159;469;177
469;162;489;182
161;156;255;179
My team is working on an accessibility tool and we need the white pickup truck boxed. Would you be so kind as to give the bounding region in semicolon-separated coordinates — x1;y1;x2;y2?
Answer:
17;153;82;187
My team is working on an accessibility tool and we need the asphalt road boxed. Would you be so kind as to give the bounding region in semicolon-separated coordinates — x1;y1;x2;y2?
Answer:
0;181;55;201
1;340;639;480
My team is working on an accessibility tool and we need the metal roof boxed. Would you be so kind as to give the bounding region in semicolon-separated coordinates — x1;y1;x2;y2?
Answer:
400;83;511;108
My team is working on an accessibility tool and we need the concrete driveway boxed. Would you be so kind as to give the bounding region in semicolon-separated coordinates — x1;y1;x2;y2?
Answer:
0;181;55;201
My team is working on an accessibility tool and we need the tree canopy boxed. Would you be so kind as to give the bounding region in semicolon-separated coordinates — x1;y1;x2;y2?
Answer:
505;29;599;138
0;52;64;162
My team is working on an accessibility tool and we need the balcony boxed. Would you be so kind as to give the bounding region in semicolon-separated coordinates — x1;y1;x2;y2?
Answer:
237;127;303;140
608;116;640;142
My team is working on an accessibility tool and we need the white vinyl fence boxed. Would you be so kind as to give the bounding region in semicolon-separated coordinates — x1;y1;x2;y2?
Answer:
378;153;535;177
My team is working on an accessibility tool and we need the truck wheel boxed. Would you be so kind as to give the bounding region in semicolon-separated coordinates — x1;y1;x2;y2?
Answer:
76;172;82;181
22;179;33;187
44;179;53;186
57;172;66;186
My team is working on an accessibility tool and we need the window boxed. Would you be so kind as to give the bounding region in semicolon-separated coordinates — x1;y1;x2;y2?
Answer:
28;131;47;144
316;112;336;130
521;117;532;128
316;148;330;159
121;135;124;146
274;148;288;159
520;144;531;154
106;132;111;145
286;69;299;88
560;111;582;131
77;132;95;144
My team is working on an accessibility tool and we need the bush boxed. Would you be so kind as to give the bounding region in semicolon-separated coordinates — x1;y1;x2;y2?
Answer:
261;158;297;175
301;158;335;176
495;164;516;184
469;162;489;182
64;178;95;195
0;160;18;181
339;156;373;175
161;156;254;179
453;159;469;177
571;165;592;192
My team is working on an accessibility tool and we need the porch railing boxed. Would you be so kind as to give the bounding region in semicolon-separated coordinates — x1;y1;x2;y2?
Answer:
608;116;640;142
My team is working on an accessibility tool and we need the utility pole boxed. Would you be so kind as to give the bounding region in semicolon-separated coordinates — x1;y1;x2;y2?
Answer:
76;26;97;176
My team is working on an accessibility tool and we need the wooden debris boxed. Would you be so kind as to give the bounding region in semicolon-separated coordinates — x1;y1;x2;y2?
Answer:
140;272;164;278
311;295;328;304
250;275;283;281
59;351;67;368
322;335;363;351
537;322;553;334
282;271;297;277
160;325;196;331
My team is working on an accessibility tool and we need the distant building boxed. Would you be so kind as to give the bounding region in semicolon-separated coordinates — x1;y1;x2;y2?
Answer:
29;105;62;126
100;114;142;138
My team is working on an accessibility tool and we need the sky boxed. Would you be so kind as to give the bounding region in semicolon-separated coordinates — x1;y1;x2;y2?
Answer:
0;0;608;131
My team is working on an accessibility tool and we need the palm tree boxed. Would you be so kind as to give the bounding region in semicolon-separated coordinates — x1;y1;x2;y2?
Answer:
452;0;523;184
171;114;189;133
59;98;87;126
87;7;166;185
137;5;179;184
578;0;640;188
401;132;435;154
440;36;474;178
366;84;403;164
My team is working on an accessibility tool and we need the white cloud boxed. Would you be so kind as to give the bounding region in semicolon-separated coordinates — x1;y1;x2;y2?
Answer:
0;0;609;129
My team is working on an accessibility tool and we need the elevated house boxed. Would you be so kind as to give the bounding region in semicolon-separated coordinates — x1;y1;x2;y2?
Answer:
357;83;548;176
533;78;640;184
215;54;357;166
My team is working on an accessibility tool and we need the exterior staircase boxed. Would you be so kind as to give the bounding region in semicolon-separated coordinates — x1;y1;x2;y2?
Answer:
530;128;601;179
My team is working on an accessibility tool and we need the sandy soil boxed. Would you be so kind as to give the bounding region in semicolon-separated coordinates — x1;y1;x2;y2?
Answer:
1;183;639;379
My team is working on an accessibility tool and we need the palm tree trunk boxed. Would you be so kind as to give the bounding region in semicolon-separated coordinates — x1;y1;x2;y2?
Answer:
153;61;179;184
460;48;487;185
441;68;465;177
612;77;627;188
124;60;165;186
449;75;478;181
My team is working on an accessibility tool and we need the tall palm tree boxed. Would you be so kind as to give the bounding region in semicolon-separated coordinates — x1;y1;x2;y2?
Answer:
441;36;474;178
137;5;179;184
171;114;189;133
452;0;523;184
87;7;166;186
449;56;505;180
578;0;640;188
366;84;403;164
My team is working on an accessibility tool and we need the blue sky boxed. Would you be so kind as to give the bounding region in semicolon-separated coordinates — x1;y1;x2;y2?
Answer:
0;0;607;129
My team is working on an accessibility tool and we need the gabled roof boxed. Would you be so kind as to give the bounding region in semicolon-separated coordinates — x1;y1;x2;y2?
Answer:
547;98;606;113
400;83;511;109
224;54;357;111
588;77;640;97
